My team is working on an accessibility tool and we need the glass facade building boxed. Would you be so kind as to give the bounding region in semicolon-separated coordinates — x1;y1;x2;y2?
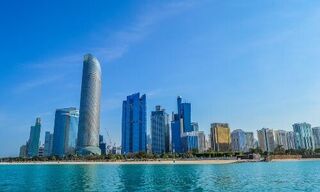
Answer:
257;128;275;152
312;127;320;149
274;130;288;150
151;106;170;154
231;129;246;152
52;108;79;157
293;123;314;150
27;118;41;157
77;54;102;155
171;96;193;153
121;93;147;154
181;131;199;152
44;131;53;156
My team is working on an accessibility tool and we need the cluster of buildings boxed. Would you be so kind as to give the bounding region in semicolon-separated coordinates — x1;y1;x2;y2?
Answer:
257;123;320;152
18;54;320;158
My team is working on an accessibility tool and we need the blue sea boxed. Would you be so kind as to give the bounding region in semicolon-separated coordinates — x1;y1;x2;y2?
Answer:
0;161;319;191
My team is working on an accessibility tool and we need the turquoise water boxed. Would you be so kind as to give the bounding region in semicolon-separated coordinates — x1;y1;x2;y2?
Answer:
0;161;320;191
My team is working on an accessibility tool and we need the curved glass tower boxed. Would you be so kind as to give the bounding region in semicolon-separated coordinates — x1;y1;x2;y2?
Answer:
77;54;101;155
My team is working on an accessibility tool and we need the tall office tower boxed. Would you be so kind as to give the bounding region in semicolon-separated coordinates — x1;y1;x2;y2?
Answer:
52;108;79;157
257;128;275;152
244;132;254;152
19;144;27;157
77;54;102;155
151;105;170;154
312;127;320;149
286;131;296;150
197;131;206;153
121;93;147;154
293;123;314;150
27;118;41;157
210;123;231;152
99;135;107;155
171;96;193;153
44;131;53;156
231;129;246;152
274;130;288;150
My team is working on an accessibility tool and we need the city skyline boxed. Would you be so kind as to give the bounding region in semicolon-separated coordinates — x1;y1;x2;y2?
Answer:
2;1;320;157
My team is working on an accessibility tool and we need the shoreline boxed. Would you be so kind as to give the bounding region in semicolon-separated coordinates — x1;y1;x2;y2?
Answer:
0;159;238;165
271;158;320;162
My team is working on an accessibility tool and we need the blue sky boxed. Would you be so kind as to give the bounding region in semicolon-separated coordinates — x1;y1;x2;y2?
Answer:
1;0;320;157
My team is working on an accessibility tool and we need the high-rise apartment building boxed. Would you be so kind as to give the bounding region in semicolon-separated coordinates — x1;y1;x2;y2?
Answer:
274;130;288;150
52;108;79;157
257;128;275;152
210;123;231;152
27;118;41;157
77;54;102;155
121;93;147;154
197;131;206;153
312;127;320;149
286;131;296;150
244;132;254;152
293;123;314;150
151;105;170;154
231;129;246;152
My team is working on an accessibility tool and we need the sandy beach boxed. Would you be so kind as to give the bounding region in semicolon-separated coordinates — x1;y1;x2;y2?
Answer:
0;159;238;165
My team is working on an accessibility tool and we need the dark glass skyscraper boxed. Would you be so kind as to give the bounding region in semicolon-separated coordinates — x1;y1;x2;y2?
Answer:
27;118;41;157
77;54;102;155
121;93;147;154
52;108;79;157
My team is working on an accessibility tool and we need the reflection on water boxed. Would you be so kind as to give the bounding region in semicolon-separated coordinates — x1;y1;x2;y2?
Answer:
1;161;320;191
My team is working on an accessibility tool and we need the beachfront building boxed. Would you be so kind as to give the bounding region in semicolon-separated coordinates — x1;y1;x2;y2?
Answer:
121;93;147;154
19;144;27;157
244;132;255;152
274;130;288;150
99;135;107;155
171;96;193;153
231;129;246;152
151;105;170;154
27;118;41;157
293;123;314;150
77;54;102;156
312;127;320;149
198;131;206;152
44;131;53;156
52;108;79;157
181;131;199;152
257;128;275;152
286;131;296;150
210;123;231;152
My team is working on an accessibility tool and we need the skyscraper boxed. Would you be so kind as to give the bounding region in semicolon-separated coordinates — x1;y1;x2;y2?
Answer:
312;127;320;149
121;93;147;154
52;108;79;157
274;130;288;150
19;144;27;158
197;131;206;153
99;135;107;155
244;132;254;152
181;131;199;152
171;96;193;153
293;123;314;150
231;129;246;152
257;128;275;152
151;105;170;154
286;131;296;150
44;131;53;156
210;123;231;152
77;54;102;155
27;118;41;157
